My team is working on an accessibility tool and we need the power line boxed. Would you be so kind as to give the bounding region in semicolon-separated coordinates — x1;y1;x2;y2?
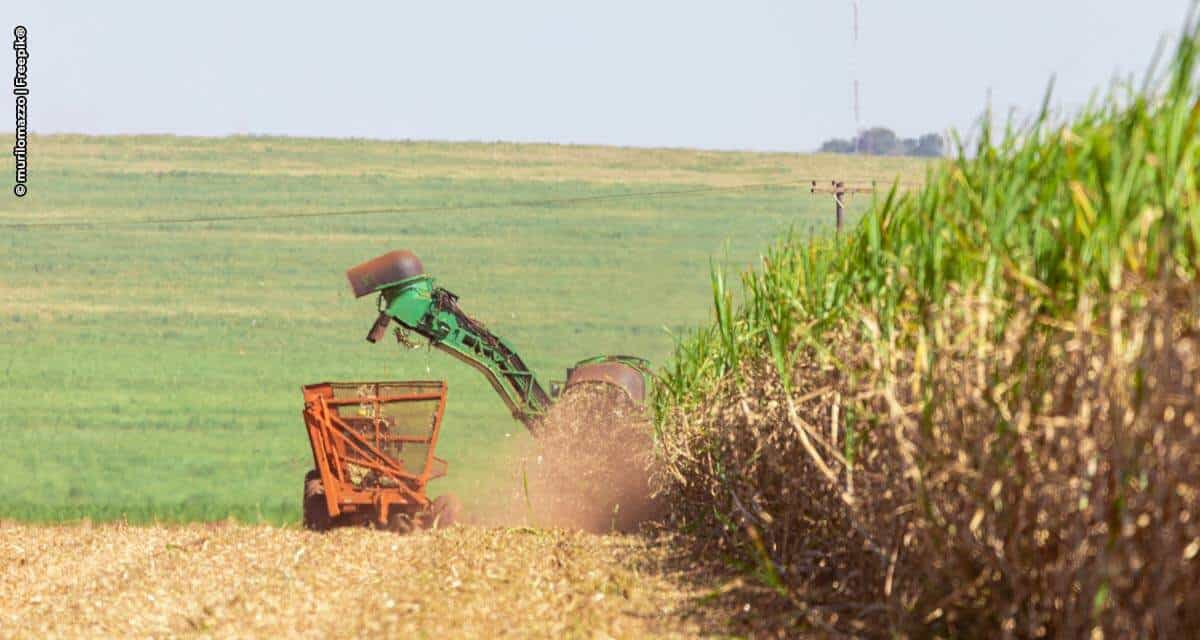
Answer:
0;178;865;231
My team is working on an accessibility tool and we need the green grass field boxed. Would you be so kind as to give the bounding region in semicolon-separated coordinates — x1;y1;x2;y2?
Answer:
0;134;924;524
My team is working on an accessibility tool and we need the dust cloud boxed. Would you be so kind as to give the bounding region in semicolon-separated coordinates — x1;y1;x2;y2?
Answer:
482;383;663;533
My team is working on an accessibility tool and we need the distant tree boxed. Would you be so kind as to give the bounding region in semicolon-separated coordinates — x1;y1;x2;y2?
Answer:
856;127;898;155
911;132;945;157
819;138;856;153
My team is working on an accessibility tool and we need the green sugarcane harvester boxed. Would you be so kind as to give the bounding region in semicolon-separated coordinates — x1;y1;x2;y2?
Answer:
297;249;651;533
347;250;652;434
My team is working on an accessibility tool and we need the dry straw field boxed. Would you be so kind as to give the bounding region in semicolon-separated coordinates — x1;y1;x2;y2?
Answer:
0;521;757;638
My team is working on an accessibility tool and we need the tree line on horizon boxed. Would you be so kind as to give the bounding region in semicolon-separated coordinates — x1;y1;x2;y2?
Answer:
819;126;945;157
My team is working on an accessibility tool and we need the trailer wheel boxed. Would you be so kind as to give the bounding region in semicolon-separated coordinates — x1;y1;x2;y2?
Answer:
386;510;415;535
302;469;332;531
424;493;462;529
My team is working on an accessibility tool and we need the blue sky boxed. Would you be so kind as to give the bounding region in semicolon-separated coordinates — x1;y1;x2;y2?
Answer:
8;1;1194;151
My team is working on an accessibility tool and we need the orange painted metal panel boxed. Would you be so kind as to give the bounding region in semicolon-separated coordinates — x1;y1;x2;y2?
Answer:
301;380;448;522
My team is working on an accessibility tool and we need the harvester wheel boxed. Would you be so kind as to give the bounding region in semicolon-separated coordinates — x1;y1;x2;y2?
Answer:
302;469;332;531
423;493;462;529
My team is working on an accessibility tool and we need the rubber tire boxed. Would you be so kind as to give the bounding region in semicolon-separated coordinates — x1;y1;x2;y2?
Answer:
425;493;463;529
302;469;333;531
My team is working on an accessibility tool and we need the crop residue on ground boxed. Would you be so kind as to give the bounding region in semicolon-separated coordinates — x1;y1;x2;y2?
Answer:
0;521;757;638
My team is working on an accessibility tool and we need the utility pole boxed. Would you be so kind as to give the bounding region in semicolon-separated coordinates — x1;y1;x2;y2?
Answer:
811;180;874;235
835;181;846;232
852;1;861;132
850;1;862;152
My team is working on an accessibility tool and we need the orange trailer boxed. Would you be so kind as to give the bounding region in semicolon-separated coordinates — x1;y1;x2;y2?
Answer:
300;380;461;532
